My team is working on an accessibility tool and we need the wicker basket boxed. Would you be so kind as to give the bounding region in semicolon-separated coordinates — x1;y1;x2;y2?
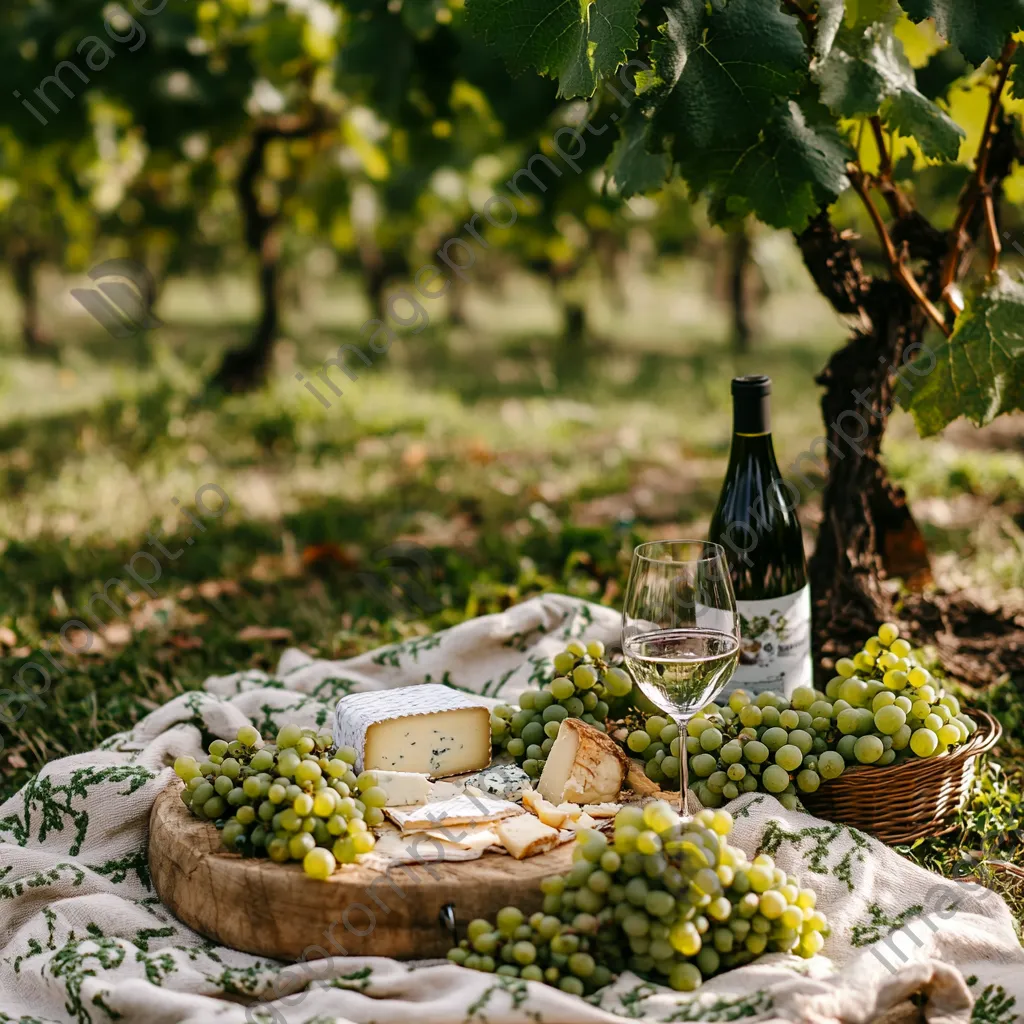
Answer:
800;709;1002;845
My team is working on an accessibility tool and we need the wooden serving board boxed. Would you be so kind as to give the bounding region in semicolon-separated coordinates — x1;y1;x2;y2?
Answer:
149;781;574;961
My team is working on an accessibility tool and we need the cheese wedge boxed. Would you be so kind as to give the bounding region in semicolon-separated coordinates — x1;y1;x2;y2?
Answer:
537;719;629;804
497;813;561;859
333;684;491;777
567;811;599;831
384;793;522;831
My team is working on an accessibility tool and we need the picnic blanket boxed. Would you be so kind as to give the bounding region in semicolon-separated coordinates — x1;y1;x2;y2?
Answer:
1;593;1021;1024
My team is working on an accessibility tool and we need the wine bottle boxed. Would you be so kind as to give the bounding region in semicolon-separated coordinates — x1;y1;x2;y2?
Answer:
708;375;811;697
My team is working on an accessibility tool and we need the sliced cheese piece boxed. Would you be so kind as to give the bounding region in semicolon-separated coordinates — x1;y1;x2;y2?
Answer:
420;826;501;852
496;813;561;859
556;802;584;821
361;770;433;807
522;791;569;829
385;793;522;831
366;827;488;866
333;683;491;777
537;718;629;805
582;803;620;818
429;780;463;801
568;811;599;831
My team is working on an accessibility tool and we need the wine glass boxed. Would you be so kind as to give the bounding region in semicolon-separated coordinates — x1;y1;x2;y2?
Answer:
622;540;740;818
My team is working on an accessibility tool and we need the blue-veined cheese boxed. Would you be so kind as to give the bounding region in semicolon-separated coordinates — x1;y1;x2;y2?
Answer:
333;684;491;777
460;764;531;801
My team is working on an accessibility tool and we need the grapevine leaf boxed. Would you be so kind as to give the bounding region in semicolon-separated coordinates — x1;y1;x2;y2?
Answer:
700;99;851;230
813;20;964;159
897;271;1024;436
899;0;1024;66
650;0;807;159
606;110;671;197
465;0;642;99
1010;50;1024;102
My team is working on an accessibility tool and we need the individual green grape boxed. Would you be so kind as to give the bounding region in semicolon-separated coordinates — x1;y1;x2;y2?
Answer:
874;705;907;736
553;652;576;676
817;751;845;779
174;756;201;782
853;735;884;764
744;741;769;764
787;729;813;755
563;697;585;718
738;705;763;728
889;638;911;658
699;727;723;752
627;730;651;753
774;744;803;772
910;728;939;757
762;765;790;794
796;769;820;793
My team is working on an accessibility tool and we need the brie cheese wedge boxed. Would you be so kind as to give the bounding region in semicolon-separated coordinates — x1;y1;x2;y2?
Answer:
537;718;629;804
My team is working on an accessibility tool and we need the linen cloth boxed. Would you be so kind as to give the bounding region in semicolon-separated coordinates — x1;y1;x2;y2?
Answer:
1;593;1021;1024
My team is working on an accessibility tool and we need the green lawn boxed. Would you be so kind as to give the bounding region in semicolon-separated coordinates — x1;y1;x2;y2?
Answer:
1;255;1021;919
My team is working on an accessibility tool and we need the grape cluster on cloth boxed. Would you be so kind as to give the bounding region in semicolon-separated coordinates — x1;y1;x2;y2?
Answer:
450;805;829;993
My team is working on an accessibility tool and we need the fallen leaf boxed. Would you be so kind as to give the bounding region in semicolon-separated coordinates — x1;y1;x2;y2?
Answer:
7;752;27;769
302;543;362;569
169;635;204;650
197;579;242;601
103;622;134;646
0;627;17;647
402;441;429;470
237;626;294;643
466;438;494;465
63;628;106;655
249;532;304;581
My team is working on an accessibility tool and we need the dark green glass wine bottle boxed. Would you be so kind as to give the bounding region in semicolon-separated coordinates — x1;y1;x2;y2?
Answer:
708;375;811;697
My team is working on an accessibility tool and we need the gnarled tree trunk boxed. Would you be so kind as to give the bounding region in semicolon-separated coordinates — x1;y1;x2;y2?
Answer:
208;116;318;395
796;215;936;665
11;242;49;353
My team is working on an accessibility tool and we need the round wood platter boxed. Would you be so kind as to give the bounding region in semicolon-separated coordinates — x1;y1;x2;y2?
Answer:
149;781;574;962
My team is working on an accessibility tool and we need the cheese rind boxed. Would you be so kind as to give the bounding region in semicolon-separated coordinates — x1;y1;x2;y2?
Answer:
496;814;561;859
537;718;629;804
333;684;491;777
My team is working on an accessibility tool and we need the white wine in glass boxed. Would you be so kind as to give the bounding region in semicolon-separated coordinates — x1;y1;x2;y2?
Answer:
622;541;740;818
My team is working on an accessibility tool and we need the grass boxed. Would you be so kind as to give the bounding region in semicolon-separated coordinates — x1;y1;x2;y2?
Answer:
0;252;1022;920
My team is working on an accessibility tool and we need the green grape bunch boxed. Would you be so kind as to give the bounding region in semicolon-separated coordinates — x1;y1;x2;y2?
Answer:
683;622;978;809
491;640;633;779
173;723;380;881
450;804;829;993
620;715;683;791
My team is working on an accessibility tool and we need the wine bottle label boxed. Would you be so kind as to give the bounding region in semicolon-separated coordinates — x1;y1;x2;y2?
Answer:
723;586;812;698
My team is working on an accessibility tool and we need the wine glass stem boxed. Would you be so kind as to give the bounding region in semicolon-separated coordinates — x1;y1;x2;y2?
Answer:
674;714;690;821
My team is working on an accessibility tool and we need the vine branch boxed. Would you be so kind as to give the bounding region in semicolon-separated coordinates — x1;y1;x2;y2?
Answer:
941;38;1017;295
847;164;949;336
869;115;913;220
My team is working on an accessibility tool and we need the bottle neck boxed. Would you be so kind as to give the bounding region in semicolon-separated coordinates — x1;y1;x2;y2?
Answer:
733;394;771;435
